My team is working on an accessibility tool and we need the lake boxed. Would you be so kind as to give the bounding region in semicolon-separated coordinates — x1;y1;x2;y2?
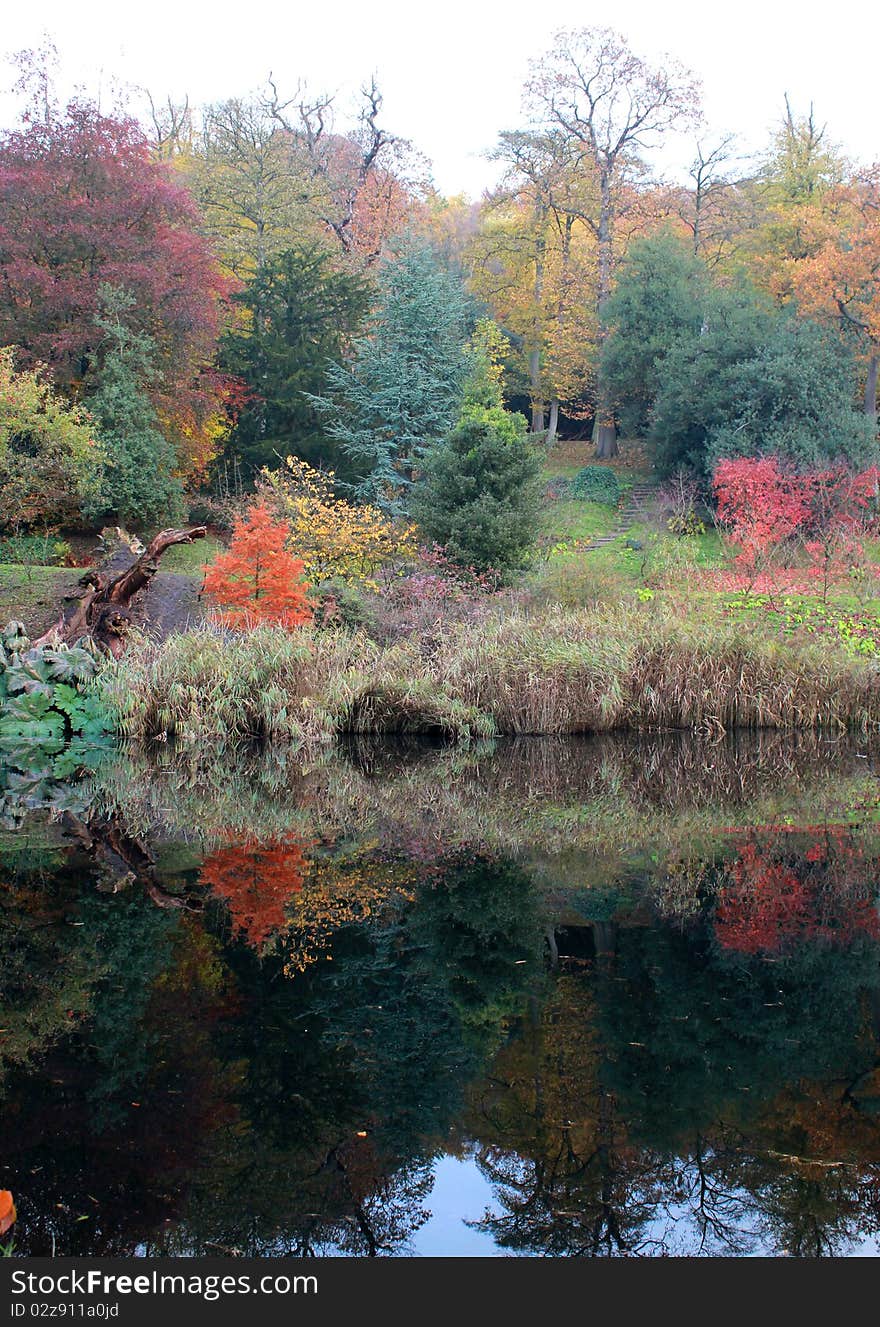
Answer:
3;731;880;1257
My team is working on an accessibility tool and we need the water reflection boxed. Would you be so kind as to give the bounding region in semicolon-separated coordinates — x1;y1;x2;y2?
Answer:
2;734;880;1256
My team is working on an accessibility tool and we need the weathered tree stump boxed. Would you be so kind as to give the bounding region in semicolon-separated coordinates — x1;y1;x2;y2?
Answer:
35;526;207;656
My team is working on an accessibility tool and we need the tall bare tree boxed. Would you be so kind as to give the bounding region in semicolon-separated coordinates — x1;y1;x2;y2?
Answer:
525;27;700;456
264;75;412;263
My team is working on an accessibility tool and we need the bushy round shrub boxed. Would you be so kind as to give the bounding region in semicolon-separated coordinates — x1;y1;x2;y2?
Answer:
570;466;621;505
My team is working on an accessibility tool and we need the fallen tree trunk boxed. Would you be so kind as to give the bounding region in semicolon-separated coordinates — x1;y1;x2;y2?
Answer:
36;526;207;655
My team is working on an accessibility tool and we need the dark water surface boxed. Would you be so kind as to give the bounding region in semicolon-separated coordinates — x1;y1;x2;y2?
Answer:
4;732;880;1257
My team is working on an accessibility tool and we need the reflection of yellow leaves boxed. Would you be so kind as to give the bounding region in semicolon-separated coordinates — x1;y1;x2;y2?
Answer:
282;856;418;975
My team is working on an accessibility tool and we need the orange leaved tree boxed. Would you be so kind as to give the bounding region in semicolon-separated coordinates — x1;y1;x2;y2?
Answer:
202;502;313;629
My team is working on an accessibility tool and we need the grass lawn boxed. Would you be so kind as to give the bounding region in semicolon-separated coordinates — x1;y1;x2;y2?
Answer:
0;533;221;640
0;564;81;636
152;533;223;575
541;498;619;548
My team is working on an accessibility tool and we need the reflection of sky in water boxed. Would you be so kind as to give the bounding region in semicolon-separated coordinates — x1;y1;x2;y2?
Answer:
400;1154;880;1258
407;1156;504;1258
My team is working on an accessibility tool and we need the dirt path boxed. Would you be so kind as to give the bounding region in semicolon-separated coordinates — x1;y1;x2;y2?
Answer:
139;572;206;640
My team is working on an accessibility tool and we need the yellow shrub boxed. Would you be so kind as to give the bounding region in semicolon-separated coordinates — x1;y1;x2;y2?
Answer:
259;456;416;588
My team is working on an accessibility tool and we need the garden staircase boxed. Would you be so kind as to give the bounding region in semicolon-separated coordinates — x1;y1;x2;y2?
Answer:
581;482;656;551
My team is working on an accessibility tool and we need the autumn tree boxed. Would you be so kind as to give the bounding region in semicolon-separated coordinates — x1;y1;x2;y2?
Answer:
264;75;419;265
202;503;313;629
257;456;416;588
786;171;880;423
471;130;598;440
748;98;847;283
0;97;229;479
173;96;320;281
713;456;878;590
525;27;700;456
659;135;756;269
0;348;103;533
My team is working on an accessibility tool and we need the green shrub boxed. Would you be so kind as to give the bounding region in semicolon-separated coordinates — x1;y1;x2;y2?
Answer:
0;534;71;566
411;403;543;573
0;621;112;763
570;466;621;505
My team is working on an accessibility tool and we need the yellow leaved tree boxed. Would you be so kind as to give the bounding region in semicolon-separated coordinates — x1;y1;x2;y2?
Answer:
258;456;417;588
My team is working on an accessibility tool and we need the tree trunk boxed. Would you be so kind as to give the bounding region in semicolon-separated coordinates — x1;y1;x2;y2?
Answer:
529;201;548;435
593;171;618;459
529;347;545;433
35;526;207;656
61;811;203;911
546;399;560;447
592;920;617;957
593;420;618;459
865;354;879;421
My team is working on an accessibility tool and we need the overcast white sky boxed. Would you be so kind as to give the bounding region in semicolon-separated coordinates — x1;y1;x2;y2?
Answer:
0;0;877;197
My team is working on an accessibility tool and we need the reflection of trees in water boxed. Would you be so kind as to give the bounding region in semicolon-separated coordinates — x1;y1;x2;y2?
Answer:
465;976;666;1255
464;891;880;1256
713;825;880;955
1;888;237;1256
0;847;542;1256
93;731;880;862
199;837;308;948
6;796;880;1257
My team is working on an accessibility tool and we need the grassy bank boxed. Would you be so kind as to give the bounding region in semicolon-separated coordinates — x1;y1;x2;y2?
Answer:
0;564;81;635
98;601;880;748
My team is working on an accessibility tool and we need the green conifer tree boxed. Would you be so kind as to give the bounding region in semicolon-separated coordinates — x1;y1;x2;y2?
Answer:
310;244;472;510
85;286;184;527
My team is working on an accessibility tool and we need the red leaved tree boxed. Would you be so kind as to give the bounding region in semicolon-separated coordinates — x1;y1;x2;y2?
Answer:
0;100;230;478
713;456;878;596
713;456;812;586
202;503;313;629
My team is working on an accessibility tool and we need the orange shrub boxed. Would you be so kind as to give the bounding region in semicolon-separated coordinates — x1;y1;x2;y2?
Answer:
202;502;313;630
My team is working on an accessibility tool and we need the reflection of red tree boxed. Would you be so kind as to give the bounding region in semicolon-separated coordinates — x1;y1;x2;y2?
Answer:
715;831;880;955
200;838;308;948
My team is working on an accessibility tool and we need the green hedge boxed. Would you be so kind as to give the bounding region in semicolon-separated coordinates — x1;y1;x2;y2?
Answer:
570;466;621;505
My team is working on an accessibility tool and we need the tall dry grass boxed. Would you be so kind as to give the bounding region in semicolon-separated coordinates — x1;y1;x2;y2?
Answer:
99;603;880;748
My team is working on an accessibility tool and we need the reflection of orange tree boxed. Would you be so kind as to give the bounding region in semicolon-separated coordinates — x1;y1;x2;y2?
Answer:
715;827;880;956
200;838;310;949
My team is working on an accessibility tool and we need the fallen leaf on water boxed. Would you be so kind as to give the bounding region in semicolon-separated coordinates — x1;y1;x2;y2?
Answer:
0;1191;16;1235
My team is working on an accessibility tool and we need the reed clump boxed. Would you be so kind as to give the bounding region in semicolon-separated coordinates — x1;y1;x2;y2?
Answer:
98;604;880;747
